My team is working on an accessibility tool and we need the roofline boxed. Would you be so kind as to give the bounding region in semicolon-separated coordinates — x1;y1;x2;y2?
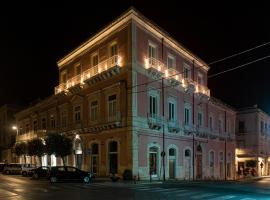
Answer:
57;7;209;71
209;96;236;113
237;106;270;118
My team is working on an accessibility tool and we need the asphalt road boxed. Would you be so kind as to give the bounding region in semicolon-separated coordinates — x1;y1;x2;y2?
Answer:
1;174;270;199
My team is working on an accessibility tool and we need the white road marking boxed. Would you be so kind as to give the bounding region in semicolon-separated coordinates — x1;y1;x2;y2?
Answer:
190;193;217;199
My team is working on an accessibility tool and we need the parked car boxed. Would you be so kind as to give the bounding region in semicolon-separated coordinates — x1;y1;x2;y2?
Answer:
31;166;50;179
0;163;7;172
21;164;37;176
49;166;94;183
3;163;22;175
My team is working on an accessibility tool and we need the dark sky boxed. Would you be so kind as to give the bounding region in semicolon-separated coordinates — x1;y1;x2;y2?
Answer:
1;1;270;113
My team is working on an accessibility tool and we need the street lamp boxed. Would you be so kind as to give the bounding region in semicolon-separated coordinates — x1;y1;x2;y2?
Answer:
12;126;18;135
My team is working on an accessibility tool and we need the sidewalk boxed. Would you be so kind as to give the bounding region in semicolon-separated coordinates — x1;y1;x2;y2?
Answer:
236;175;270;182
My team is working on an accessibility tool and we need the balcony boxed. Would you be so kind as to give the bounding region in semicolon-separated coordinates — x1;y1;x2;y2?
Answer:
145;57;166;79
195;84;210;98
183;78;196;94
55;55;121;95
166;68;182;86
167;120;180;133
83;55;121;85
54;83;67;95
147;113;162;130
66;74;84;94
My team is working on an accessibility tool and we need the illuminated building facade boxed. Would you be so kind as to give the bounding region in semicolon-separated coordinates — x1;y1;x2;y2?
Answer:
15;8;236;180
235;106;270;177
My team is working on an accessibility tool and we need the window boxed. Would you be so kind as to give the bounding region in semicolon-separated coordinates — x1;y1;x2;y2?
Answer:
227;120;231;133
239;121;245;133
41;118;46;129
167;55;175;69
25;124;30;133
109;141;118;173
219;152;224;162
33;120;38;133
90;101;98;121
150;95;157;117
185;149;191;157
218;119;222;133
148;43;157;59
50;115;55;128
61;111;67;128
92;54;99;67
61;72;67;83
108;95;117;119
261;121;264;133
198;112;203;127
184;108;190;125
265;123;267;133
149;146;158;175
67;167;76;172
168;102;175;121
183;63;190;79
169;148;176;156
209;116;213;131
209;151;214;167
74;106;81;123
110;43;118;56
197;73;203;85
75;65;81;75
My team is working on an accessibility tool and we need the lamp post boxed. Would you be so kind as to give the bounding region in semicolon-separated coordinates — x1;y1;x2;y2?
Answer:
12;126;18;136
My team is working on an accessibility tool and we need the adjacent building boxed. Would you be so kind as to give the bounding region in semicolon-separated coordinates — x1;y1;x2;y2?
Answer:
15;8;236;180
0;104;21;163
235;105;270;177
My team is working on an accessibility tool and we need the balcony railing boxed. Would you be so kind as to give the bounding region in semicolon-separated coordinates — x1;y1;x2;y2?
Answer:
55;83;67;95
55;55;121;95
144;57;211;97
147;113;162;130
166;68;182;84
145;57;166;73
195;84;210;96
83;55;120;81
66;74;84;89
167;120;180;133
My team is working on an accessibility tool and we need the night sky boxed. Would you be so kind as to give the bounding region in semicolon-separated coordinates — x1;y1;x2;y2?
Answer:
1;1;270;113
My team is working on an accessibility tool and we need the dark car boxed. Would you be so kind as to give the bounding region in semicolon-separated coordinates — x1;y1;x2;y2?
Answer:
49;166;93;183
0;163;7;172
31;166;50;179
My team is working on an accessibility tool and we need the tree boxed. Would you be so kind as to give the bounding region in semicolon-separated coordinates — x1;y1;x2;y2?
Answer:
28;138;45;165
45;134;72;166
14;142;28;163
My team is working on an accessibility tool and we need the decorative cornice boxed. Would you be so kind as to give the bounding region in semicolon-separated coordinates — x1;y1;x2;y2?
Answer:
57;8;209;71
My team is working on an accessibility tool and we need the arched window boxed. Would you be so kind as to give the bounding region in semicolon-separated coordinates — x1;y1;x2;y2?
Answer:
169;148;176;156
108;141;118;174
185;149;191;157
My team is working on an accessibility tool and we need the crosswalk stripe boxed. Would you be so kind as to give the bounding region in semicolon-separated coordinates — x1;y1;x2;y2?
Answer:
239;198;256;200
208;195;236;200
190;193;217;199
160;188;183;194
175;192;199;197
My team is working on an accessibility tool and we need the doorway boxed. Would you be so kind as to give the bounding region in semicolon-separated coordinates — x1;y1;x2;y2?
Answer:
169;148;176;179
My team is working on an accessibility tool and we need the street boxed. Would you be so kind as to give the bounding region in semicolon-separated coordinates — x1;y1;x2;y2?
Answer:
1;175;270;200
